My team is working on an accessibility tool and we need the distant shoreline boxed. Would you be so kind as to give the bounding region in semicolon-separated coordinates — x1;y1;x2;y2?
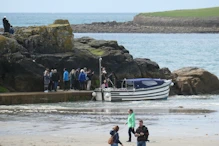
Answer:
70;21;219;33
1;22;219;34
2;7;219;33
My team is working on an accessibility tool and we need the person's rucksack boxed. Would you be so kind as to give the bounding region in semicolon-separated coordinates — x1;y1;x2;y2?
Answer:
108;131;117;144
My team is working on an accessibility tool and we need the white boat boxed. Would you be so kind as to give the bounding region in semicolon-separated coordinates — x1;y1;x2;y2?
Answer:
92;78;173;102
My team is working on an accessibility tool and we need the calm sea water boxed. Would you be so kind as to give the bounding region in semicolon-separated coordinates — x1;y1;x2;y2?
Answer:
0;13;136;27
75;33;219;77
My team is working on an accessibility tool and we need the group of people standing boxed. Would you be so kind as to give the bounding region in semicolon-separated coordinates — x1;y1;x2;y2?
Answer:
2;16;14;34
109;109;149;146
43;67;94;92
44;68;60;92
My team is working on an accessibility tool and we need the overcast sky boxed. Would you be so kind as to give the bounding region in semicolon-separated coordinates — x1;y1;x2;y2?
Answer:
1;0;219;13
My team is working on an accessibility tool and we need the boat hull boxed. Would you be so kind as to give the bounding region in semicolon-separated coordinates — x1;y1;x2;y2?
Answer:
94;80;172;102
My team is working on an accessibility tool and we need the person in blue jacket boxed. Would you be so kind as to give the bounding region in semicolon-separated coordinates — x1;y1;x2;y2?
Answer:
110;126;123;146
63;68;69;91
78;69;86;90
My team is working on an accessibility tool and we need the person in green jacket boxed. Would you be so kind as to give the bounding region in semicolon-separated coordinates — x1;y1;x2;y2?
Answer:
126;109;136;142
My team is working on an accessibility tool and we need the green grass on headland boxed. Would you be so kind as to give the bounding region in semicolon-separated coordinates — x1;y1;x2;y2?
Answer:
139;7;219;17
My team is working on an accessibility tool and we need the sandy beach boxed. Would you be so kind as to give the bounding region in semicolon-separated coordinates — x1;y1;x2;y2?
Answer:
0;133;218;146
0;96;219;146
0;114;218;146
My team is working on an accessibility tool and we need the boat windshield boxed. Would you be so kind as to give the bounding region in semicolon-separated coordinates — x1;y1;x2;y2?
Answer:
126;81;134;89
126;79;164;89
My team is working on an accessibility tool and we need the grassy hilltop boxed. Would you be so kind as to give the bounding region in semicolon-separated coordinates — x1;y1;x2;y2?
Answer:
138;7;219;17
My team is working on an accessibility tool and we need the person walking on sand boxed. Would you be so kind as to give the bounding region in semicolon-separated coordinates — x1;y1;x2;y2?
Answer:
63;68;69;91
135;120;149;146
109;126;124;146
126;109;136;142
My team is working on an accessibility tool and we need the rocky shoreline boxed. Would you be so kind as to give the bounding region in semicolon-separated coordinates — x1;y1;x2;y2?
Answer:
0;19;219;95
2;15;219;33
71;15;219;33
2;23;219;33
71;21;219;33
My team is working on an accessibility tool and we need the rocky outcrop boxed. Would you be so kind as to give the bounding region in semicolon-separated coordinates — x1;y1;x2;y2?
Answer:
0;20;74;92
0;35;44;92
0;20;171;92
172;67;219;95
1;20;219;95
13;19;73;54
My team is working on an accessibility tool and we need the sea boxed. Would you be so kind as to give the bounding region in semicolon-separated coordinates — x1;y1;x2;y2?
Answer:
0;13;219;140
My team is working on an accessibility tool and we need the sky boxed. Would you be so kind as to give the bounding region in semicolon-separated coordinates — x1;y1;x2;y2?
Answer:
1;0;219;13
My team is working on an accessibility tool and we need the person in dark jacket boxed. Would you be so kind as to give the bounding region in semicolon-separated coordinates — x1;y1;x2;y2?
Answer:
3;18;10;33
74;68;80;90
78;69;86;90
86;69;94;90
9;25;14;34
109;126;123;146
2;17;7;32
135;120;149;146
52;69;60;92
48;69;54;91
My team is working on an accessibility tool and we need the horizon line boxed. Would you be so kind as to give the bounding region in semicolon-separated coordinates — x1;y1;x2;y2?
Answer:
0;12;139;14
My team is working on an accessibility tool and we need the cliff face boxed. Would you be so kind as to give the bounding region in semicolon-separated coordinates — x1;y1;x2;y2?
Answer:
0;19;219;95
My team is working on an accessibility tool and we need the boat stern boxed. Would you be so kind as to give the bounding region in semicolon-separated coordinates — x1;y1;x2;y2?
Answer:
92;88;112;101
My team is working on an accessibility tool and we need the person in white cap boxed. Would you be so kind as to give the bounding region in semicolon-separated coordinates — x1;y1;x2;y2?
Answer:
2;16;7;32
2;16;11;33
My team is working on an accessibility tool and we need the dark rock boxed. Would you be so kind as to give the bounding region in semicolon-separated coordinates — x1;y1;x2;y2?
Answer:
1;20;219;95
134;58;161;77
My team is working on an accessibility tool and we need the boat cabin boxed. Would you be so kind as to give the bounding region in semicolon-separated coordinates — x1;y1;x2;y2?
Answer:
122;78;165;89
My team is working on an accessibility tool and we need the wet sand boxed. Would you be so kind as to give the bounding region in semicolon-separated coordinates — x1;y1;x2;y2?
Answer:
0;117;219;146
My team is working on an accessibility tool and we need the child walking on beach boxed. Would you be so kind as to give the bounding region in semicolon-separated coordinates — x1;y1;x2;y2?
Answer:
109;126;124;146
